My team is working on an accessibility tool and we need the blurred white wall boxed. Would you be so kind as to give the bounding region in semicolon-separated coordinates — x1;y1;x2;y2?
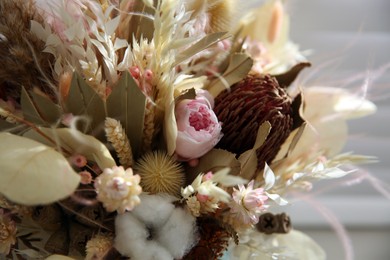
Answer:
284;0;390;259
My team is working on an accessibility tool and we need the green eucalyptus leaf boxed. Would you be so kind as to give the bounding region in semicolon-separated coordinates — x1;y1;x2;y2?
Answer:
65;73;106;133
107;71;146;158
0;133;80;205
21;87;46;125
30;92;62;124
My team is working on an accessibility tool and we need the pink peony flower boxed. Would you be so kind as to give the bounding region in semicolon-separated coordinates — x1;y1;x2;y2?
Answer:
175;93;222;160
230;180;269;225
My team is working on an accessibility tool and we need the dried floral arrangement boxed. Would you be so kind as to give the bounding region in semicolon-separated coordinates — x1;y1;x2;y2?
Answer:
0;0;379;259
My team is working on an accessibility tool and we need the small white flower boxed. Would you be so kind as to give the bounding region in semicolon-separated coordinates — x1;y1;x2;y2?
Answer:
95;166;142;214
181;168;247;215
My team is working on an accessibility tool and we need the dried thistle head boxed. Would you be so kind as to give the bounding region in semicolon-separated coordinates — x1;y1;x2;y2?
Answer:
0;0;55;101
134;151;185;196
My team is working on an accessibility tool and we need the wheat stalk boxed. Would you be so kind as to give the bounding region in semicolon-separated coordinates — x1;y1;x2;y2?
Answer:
104;117;133;168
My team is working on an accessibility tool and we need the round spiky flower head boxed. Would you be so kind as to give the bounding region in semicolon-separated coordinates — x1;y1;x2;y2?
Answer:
214;74;293;170
134;151;185;196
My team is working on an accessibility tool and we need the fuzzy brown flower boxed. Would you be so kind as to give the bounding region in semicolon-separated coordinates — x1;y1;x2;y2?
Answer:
0;0;55;101
214;74;293;171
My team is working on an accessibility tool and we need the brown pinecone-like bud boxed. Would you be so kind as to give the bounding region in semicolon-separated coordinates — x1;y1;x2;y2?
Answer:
214;74;293;170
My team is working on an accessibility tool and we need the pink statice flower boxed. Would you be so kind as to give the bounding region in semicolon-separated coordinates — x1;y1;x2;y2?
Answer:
175;92;222;160
230;180;269;225
79;171;93;185
69;154;88;168
94;166;142;214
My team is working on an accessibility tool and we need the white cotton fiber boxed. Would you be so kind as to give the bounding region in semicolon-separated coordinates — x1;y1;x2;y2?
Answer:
114;193;198;259
131;193;175;227
156;207;199;258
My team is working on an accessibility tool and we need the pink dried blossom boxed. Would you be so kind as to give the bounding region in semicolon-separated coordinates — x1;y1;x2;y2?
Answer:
175;93;222;160
230;180;269;225
69;154;88;168
79;171;93;185
129;66;140;79
94;166;142;214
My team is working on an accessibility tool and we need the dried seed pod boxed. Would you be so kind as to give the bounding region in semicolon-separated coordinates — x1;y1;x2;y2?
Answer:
214;74;293;170
32;204;63;231
256;212;279;234
256;212;292;234
277;212;292;234
44;226;70;255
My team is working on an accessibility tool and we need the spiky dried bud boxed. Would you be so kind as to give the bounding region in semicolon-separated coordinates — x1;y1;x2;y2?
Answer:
134;151;185;196
214;74;293;169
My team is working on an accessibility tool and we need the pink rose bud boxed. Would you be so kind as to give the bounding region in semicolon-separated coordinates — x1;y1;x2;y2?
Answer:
175;92;222;160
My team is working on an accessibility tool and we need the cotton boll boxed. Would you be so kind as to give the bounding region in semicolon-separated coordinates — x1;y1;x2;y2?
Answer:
114;193;199;259
131;193;175;227
115;212;173;260
156;207;199;258
130;240;172;260
114;213;148;255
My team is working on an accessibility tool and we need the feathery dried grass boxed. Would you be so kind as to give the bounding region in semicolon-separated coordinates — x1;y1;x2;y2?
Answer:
0;0;55;101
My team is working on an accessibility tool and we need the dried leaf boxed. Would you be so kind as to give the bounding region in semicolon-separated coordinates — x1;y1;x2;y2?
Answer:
30;92;61;124
107;71;146;158
291;92;305;130
21;87;45;125
0;133;80;205
272;123;306;163
174;32;230;66
274;62;311;88
287;122;306;157
238;122;271;180
175;88;196;104
185;149;241;184
207;53;253;97
65;72;106;133
164;84;177;155
24;127;116;170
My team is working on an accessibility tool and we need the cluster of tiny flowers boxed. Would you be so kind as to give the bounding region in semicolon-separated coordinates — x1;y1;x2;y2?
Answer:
182;171;231;216
94;166;142;214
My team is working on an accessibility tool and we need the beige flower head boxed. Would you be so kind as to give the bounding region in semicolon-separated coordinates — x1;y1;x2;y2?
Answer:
85;233;113;260
0;209;17;255
94;166;142;214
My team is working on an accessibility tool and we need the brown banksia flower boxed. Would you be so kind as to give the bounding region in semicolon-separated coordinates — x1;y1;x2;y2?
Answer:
214;74;293;170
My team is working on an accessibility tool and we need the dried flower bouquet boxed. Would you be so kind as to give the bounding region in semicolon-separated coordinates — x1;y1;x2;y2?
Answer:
0;0;377;259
